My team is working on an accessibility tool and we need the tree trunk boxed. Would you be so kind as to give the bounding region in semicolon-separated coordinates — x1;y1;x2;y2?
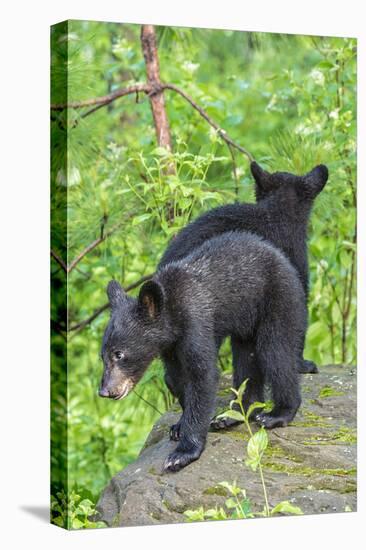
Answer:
140;25;174;159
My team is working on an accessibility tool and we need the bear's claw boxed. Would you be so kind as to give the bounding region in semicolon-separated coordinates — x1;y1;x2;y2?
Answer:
169;422;181;441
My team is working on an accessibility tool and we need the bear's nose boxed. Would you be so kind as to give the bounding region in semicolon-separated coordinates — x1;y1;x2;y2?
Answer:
99;387;110;398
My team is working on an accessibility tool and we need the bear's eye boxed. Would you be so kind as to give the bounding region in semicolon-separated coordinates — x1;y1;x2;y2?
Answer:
114;351;125;361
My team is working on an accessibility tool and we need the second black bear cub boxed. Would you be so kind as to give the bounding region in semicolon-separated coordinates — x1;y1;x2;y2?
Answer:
160;162;329;376
100;231;306;472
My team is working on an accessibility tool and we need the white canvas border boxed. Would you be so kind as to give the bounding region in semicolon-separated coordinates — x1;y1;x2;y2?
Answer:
0;1;364;548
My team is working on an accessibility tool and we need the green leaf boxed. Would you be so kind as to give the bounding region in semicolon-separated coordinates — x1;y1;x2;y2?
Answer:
218;481;241;496
218;481;233;491
236;378;249;404
71;517;85;529
246;401;266;419
216;410;245;422
240;498;253;517
245;428;268;471
52;516;65;527
225;498;238;509
271;501;303;516
131;213;152;226
77;498;94;515
317;60;334;69
184;507;205;521
204;507;228;520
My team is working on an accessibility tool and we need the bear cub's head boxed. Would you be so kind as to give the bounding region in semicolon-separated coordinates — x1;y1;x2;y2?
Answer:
251;161;329;203
99;279;168;400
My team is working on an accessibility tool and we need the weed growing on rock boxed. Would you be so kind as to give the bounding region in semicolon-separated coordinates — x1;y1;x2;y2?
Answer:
184;379;303;521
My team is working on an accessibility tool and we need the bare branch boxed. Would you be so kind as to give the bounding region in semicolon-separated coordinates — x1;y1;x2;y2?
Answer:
67;221;124;274
68;303;109;334
163;83;254;162
227;143;239;200
51;221;125;276
50;82;254;162
51;249;67;272
50;83;151;110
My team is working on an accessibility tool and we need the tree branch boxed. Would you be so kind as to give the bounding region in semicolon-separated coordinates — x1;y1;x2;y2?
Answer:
50;83;151;110
51;249;67;272
227;143;239;200
141;25;174;156
51;82;254;162
163;83;254;162
67;273;154;333
67;221;124;274
50;221;125;276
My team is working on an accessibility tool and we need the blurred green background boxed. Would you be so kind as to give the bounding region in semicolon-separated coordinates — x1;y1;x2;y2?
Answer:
50;21;356;528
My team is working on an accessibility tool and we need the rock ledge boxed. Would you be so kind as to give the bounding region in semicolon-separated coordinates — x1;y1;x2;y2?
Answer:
97;365;356;527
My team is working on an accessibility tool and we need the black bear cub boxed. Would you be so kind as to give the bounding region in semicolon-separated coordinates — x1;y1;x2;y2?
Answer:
100;231;306;473
160;162;329;376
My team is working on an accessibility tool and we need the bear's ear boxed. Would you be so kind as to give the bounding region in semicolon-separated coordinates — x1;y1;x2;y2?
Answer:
250;161;272;192
107;280;126;309
300;164;329;198
138;280;165;320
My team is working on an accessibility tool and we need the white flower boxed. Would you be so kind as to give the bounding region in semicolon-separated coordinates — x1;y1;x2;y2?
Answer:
329;109;339;120
310;69;325;86
182;61;200;74
295;121;322;136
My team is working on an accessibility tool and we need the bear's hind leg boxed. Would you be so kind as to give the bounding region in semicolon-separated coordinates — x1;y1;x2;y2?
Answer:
211;337;264;430
255;328;301;429
233;338;265;412
299;358;318;374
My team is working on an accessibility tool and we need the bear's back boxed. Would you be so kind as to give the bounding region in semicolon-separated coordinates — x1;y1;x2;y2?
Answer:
159;202;264;268
157;230;305;338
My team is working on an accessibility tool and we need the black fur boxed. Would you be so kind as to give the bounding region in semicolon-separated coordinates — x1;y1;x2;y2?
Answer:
100;231;306;472
160;162;328;379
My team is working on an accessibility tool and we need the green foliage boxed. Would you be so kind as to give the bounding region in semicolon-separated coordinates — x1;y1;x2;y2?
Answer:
184;481;254;521
51;21;356;527
184;379;303;521
51;489;105;529
245;427;268;472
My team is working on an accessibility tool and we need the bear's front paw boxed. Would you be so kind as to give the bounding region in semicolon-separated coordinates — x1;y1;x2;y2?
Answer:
169;422;181;441
163;446;202;473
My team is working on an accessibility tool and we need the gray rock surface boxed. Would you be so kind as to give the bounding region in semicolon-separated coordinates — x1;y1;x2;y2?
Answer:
97;365;356;527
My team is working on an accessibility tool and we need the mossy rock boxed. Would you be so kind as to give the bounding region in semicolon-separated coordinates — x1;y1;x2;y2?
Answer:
97;365;356;527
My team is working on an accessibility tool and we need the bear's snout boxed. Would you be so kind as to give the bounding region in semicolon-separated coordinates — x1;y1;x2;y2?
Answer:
98;386;110;398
